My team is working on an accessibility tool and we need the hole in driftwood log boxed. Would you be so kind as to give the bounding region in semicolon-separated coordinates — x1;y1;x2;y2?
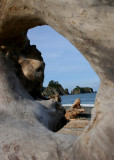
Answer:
0;24;100;134
0;1;113;159
26;25;100;135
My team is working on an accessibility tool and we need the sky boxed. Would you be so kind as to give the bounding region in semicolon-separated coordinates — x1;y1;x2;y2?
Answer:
27;25;100;92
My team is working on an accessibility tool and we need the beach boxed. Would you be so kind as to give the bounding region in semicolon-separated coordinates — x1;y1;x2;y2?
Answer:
58;94;95;136
58;106;93;136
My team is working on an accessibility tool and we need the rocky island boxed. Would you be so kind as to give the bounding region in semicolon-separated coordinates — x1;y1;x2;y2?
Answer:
71;86;93;94
42;82;94;98
42;80;69;97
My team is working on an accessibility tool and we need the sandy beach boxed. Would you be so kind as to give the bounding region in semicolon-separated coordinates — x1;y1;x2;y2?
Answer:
58;106;93;136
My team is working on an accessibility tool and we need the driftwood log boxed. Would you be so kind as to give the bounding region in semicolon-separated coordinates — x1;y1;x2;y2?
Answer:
0;1;114;160
65;108;85;120
65;99;85;119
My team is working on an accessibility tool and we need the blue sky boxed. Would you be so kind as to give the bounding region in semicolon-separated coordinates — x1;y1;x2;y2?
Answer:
27;25;100;92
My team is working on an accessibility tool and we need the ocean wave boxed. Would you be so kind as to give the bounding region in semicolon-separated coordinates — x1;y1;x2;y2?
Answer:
62;104;94;107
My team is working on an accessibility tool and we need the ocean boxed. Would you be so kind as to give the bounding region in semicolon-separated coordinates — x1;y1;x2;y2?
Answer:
61;93;96;108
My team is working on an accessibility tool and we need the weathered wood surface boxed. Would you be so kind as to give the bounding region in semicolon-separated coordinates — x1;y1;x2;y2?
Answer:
65;108;85;120
0;0;114;160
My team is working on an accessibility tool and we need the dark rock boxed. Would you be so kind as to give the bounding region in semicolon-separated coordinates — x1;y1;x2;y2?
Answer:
64;88;69;94
42;80;67;97
48;94;62;102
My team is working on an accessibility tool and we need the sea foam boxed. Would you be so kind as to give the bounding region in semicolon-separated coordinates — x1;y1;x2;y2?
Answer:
62;104;94;107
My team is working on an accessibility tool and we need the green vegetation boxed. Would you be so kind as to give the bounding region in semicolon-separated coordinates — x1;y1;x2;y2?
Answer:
42;81;94;97
48;80;62;89
42;80;69;97
71;86;93;94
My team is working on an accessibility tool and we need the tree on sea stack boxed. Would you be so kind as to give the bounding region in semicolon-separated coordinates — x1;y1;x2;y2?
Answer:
42;80;67;97
71;86;93;94
48;80;61;88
